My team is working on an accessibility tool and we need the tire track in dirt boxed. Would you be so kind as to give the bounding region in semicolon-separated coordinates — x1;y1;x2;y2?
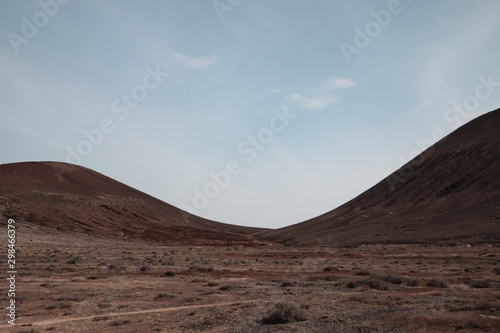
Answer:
5;299;268;328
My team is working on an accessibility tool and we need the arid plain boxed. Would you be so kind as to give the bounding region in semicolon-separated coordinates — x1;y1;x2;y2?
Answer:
1;110;499;332
2;223;499;333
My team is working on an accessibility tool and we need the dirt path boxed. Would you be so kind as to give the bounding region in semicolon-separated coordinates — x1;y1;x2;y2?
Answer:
5;299;268;328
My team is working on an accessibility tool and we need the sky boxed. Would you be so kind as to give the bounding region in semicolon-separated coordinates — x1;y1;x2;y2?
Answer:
1;0;500;229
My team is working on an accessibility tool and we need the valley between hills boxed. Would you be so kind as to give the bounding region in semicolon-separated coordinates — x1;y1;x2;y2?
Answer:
0;109;499;332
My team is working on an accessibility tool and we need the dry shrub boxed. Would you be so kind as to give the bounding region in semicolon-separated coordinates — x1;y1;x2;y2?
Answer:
426;279;449;288
347;278;390;290
261;301;308;325
281;280;299;287
108;320;130;326
379;274;402;285
469;280;491;288
324;266;337;272
161;270;175;277
407;279;419;286
189;265;214;272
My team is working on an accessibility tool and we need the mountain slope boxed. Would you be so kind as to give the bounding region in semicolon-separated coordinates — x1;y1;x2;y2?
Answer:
260;109;500;246
0;162;266;246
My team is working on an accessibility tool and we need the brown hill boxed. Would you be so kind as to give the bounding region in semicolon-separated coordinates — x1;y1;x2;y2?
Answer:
0;162;266;246
260;109;500;247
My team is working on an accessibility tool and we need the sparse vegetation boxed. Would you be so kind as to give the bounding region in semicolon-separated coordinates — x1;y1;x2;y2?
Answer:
469;280;491;288
61;266;77;272
261;301;308;325
162;270;175;277
189;265;214;272
346;276;392;290
108;320;130;326
407;279;419;286
378;274;403;285
281;280;298;287
98;300;112;309
11;227;500;332
155;293;173;299
323;266;337;271
426;279;449;288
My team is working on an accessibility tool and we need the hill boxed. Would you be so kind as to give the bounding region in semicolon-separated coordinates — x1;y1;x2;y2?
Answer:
259;109;500;246
0;162;266;246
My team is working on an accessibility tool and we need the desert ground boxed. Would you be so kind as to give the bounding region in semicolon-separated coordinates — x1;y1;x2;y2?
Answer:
2;223;499;333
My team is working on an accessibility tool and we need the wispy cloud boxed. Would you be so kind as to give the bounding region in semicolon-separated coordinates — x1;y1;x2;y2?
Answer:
312;77;355;92
290;77;354;110
290;94;337;110
173;53;218;70
267;86;282;94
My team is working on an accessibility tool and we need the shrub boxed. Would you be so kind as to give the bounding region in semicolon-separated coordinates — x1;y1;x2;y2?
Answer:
426;279;448;288
162;271;175;277
98;300;112;309
380;274;402;285
281;280;296;287
474;302;497;312
407;279;419;286
59;303;71;309
61;266;77;272
362;278;390;290
346;281;357;289
44;304;57;310
469;280;491;289
347;278;390;290
261;301;308;325
189;265;214;272
66;258;79;265
323;266;337;272
108;320;130;326
191;278;207;283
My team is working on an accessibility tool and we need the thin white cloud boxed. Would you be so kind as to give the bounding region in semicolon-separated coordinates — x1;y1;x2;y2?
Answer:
314;77;355;92
290;94;337;110
291;76;353;110
267;86;282;94
173;53;218;70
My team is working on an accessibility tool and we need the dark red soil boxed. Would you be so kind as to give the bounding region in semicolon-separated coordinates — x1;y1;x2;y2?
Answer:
0;162;266;246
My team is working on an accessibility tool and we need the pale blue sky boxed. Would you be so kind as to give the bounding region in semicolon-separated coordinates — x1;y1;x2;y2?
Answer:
1;0;499;228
